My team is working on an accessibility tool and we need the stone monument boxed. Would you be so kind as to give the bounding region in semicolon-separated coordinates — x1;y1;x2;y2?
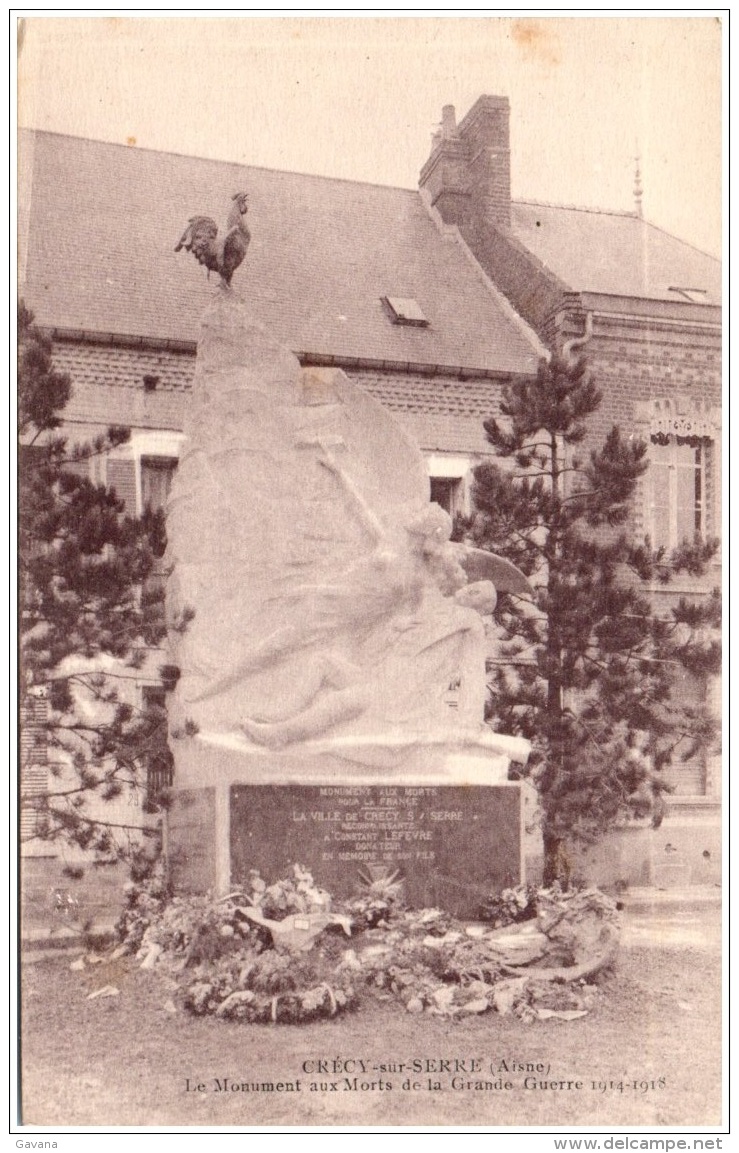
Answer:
167;216;531;917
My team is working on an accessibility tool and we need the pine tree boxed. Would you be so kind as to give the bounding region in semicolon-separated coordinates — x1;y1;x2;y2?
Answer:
18;303;175;863
462;344;721;884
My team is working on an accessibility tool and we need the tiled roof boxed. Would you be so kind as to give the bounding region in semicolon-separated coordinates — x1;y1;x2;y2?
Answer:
51;342;194;397
19;130;542;376
511;202;721;305
52;342;500;457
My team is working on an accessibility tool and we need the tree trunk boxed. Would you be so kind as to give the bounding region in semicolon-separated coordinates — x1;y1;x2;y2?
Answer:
542;828;572;888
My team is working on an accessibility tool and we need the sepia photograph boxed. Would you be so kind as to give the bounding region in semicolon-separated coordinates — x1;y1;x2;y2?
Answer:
15;13;724;1136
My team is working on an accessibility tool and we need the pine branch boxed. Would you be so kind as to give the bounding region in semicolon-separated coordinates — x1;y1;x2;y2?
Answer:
469;344;720;881
18;302;173;863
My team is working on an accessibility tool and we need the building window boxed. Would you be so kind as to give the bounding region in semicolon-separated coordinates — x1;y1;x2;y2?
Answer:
430;476;463;517
140;455;178;567
105;431;185;517
381;296;429;327
426;455;470;518
141;686;173;809
664;669;708;796
647;435;708;550
667;287;708;304
141;455;178;514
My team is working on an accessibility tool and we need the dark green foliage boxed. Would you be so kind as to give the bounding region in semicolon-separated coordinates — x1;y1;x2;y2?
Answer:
18;302;72;436
462;347;721;882
18;303;171;859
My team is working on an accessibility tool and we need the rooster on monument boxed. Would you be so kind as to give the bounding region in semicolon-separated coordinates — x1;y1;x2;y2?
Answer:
175;192;250;286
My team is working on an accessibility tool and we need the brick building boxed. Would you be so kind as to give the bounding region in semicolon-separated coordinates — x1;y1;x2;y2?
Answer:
18;94;721;892
420;97;722;883
420;97;721;563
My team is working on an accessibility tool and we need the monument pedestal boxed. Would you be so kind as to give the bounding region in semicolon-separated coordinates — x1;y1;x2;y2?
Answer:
166;730;527;919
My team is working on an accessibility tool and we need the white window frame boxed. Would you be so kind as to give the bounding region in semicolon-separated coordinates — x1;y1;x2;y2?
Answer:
106;430;185;515
426;454;471;517
635;398;720;552
646;436;707;550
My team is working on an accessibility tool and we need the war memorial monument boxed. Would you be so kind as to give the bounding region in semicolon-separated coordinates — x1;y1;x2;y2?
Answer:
166;200;532;917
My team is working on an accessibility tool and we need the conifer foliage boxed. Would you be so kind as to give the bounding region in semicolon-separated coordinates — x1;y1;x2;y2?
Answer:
463;343;721;882
18;304;173;860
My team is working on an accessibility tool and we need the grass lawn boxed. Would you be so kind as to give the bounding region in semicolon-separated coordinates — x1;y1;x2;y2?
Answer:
19;906;722;1130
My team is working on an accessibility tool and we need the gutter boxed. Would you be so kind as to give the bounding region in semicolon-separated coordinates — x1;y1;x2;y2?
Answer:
38;327;197;355
297;351;515;383
39;327;524;383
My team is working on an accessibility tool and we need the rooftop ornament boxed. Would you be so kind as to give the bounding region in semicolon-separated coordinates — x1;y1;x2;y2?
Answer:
175;192;250;287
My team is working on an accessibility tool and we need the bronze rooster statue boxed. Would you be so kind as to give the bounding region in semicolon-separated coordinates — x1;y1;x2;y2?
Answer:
175;192;250;286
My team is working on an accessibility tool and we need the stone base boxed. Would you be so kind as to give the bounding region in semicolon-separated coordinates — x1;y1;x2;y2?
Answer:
166;786;218;895
166;731;525;917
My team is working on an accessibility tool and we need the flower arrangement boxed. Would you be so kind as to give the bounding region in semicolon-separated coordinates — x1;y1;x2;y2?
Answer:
113;866;618;1025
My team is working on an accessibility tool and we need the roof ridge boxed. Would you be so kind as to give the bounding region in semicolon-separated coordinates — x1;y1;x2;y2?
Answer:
17;125;417;196
420;189;547;361
514;196;721;262
636;215;722;263
514;197;638;219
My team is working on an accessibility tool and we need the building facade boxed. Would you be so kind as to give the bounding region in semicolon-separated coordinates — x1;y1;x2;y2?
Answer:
419;96;721;884
18;95;721;892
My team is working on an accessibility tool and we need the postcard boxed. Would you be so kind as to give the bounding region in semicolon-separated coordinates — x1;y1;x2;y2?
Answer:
15;14;724;1138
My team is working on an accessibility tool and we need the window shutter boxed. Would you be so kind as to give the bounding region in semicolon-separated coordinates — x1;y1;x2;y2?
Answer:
649;461;671;550
665;672;708;796
20;694;49;842
666;760;706;796
107;458;137;513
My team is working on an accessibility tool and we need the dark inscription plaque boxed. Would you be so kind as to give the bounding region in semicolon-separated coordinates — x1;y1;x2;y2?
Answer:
230;784;521;918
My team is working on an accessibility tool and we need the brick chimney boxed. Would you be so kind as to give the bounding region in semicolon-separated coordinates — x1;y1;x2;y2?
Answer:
419;95;512;235
419;104;470;230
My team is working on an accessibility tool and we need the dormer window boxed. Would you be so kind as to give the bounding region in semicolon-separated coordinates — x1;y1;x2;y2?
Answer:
668;287;708;303
381;297;429;327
